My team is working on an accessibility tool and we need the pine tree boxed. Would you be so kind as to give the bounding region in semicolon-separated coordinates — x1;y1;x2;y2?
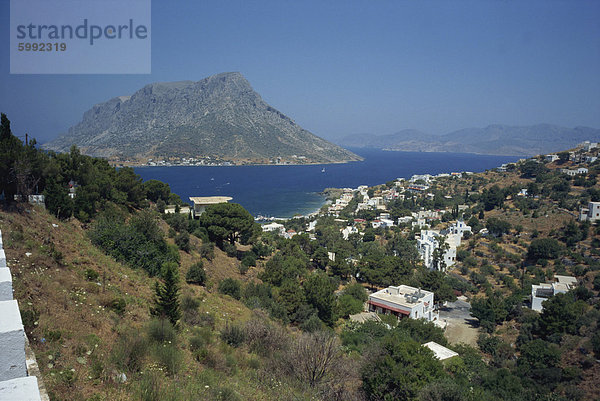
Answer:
151;262;181;326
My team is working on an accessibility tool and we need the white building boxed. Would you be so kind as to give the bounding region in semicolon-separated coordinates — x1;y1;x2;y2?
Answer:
531;276;577;312
397;216;413;224
189;196;232;218
579;201;600;222
417;230;459;271
262;222;285;235
446;220;471;237
368;285;438;322
423;341;459;361
341;226;359;240
380;218;395;228
582;141;598;152
545;154;559;162
560;169;578;177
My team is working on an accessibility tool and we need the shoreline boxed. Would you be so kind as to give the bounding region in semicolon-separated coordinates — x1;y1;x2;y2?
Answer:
120;159;362;168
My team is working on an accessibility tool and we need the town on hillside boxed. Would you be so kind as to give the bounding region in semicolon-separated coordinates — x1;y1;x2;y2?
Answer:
2;120;600;400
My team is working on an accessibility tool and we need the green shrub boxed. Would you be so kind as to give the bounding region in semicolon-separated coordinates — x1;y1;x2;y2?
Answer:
241;253;256;267
220;322;245;347
174;231;190;252
111;329;148;373
199;242;215;260
85;268;99;281
223;242;237;258
218;278;241;300
185;262;206;285
152;343;183;376
109;297;127;315
146;319;177;344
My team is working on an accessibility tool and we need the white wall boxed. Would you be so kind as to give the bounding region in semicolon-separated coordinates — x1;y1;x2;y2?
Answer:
0;300;27;381
0;268;13;302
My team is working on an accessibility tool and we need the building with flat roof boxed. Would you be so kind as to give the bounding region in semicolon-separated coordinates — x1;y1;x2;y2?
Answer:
579;201;600;222
531;275;577;312
189;196;232;218
423;341;459;361
367;285;438;321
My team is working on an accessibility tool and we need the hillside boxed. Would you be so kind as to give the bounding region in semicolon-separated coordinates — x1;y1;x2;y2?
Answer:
44;72;362;165
336;124;600;156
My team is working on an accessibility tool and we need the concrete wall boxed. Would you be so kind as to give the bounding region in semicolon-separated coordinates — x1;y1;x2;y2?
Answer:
0;376;41;401
0;232;45;400
0;300;26;381
0;268;12;302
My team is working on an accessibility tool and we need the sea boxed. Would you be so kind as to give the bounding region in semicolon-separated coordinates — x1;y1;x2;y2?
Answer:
134;148;519;218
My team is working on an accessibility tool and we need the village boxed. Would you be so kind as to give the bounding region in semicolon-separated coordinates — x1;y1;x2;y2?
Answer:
258;140;600;347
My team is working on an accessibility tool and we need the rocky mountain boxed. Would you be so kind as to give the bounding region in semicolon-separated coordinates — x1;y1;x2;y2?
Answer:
337;124;600;156
45;72;361;164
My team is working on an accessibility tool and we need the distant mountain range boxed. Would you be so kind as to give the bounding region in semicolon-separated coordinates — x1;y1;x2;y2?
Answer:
44;72;361;164
336;125;600;156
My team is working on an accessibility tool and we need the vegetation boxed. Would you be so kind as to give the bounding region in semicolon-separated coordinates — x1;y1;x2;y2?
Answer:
2;112;600;400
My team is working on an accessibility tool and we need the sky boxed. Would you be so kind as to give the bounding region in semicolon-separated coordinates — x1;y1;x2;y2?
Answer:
1;0;599;144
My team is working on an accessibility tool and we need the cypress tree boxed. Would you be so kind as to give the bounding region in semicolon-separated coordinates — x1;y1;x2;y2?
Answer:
151;262;181;326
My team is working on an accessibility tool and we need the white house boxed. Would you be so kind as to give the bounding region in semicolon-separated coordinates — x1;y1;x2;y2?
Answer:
545;154;559;162
531;276;577;312
417;225;466;271
397;216;413;225
189;196;232;218
262;222;285;235
579;201;600;222
582;141;598;151
560;169;578;177
368;285;438;322
417;230;458;271
446;220;471;237
577;167;588;175
341;226;359;240
380;218;395;228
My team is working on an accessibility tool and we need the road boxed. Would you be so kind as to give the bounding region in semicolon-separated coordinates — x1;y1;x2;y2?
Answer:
438;297;480;346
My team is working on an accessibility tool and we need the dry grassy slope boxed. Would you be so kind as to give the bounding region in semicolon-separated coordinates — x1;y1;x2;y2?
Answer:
0;206;258;400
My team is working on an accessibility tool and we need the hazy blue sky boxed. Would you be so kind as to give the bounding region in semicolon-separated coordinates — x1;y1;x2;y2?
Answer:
1;0;599;144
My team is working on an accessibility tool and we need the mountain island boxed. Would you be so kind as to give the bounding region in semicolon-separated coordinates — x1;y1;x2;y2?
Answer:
45;72;362;165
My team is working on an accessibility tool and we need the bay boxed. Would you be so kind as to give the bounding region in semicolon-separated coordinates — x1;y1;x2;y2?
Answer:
135;148;519;218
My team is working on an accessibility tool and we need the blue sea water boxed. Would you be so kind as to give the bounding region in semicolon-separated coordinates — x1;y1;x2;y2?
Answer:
134;149;519;218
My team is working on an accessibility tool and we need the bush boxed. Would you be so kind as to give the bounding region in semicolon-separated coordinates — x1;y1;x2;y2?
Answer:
174;231;191;252
223;242;238;258
218;278;241;300
181;294;202;325
243;314;289;356
199;242;215;260
238;263;248;275
241;253;256;267
220;322;245;347
85;268;99;281
152;343;183;376
528;238;562;261
146;319;177;344
111;329;148;373
189;328;211;352
186;262;206;286
109;297;126;316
